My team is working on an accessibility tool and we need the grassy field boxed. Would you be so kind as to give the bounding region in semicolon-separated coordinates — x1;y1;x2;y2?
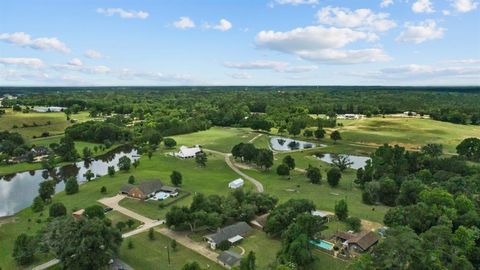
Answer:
119;231;223;270
172;127;258;153
336;117;480;154
106;211;141;233
0;108;91;140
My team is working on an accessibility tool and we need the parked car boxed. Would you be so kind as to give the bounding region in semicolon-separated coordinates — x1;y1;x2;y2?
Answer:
104;207;113;213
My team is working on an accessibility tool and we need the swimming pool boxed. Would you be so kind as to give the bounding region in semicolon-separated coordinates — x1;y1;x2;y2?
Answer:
310;240;334;251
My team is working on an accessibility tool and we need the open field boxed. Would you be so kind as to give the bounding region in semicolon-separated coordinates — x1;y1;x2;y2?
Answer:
119;231;224;270
172;127;258;153
0;108;91;140
336;117;480;154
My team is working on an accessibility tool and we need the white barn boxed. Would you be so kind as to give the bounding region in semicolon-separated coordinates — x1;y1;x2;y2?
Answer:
228;178;244;189
175;145;201;158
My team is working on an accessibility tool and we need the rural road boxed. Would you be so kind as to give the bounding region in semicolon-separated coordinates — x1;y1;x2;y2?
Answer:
203;148;265;193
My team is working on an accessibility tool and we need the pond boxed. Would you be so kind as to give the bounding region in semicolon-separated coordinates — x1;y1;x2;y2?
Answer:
314;153;371;170
0;146;139;217
270;136;320;151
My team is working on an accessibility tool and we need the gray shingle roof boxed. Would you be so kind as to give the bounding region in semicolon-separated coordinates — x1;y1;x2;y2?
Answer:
217;251;242;267
206;221;252;244
138;180;163;194
120;184;135;194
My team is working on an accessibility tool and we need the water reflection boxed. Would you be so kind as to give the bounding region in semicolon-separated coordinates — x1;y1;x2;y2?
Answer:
314;153;370;169
0;146;139;217
270;136;322;151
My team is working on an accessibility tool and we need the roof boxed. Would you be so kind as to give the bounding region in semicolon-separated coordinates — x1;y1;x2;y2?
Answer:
311;210;330;218
334;231;356;241
228;235;243;243
217;251;242;267
138;180;164;194
349;231;380;250
206;222;252;244
160;186;178;193
251;213;269;228
177;145;201;157
229;178;244;185
120;184;135;193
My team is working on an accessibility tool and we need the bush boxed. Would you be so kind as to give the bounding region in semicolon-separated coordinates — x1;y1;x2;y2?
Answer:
346;216;362;232
65;177;79;195
128;175;135;184
31;196;44;213
334;199;348;221
84;205;105;219
49;202;67;218
164;138;177;148
148;228;155;240
100;186;107;194
327;167;342;187
217;240;231;251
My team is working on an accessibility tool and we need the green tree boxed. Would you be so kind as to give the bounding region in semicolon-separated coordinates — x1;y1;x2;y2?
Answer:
49;202;67;217
116;221;126;232
456;137;480;161
397;179;425;206
282;155;295;170
334;199;348;221
240;251;257;270
331;154;353;171
164;138;177;148
118;156;131;172
182;262;201;270
132;159;140;168
84;205;105;219
170;170;183;186
108;166;115;177
195;152;207;167
100;186;107;194
55;136;79;162
346;216;362;232
256;149;273;169
421;143;443;157
148;228;155;240
330;130;342;144
38;180;55;201
327;167;341;187
379;178;399;206
82;147;92;160
31;196;44;212
171;239;178;251
41;217;122;270
314;127;326;140
83;169;94;181
128;175;135;184
65;177;79;195
12;233;36;265
306;165;322;184
276;164;290;177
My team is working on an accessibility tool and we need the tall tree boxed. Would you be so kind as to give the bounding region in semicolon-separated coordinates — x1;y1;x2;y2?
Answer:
282;155;295;170
170;170;183;186
327;167;342;187
334;199;348;221
305;165;322;184
330;130;342;144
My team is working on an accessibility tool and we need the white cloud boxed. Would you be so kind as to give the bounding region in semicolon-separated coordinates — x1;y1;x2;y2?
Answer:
119;69;197;83
84;49;103;59
451;0;478;12
224;60;319;73
274;0;319;5
227;72;252;79
0;57;45;68
316;6;396;32
380;0;394;8
68;58;83;66
0;32;70;53
255;26;388;64
52;63;110;74
412;0;435;13
213;19;232;31
96;8;149;19
442;9;452;15
173;17;196;29
396;20;445;44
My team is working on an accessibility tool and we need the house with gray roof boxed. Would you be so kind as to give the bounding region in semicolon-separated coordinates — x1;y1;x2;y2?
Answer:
204;221;252;249
120;179;164;200
217;251;242;269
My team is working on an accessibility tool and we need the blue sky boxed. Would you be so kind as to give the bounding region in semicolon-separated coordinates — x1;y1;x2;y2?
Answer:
0;0;479;86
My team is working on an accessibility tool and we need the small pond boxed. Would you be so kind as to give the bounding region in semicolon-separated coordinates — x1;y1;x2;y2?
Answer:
270;136;319;151
0;146;139;217
314;153;371;170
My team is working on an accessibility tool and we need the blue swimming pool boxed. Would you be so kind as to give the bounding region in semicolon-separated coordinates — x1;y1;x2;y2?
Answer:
310;240;334;251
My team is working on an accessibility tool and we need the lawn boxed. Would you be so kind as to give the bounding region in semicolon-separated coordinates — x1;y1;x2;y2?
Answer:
0;108;91;140
172;126;258;153
106;210;141;233
335;116;480;154
119;231;223;270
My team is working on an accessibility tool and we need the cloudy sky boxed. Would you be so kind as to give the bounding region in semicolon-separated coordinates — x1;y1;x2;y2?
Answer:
0;0;479;86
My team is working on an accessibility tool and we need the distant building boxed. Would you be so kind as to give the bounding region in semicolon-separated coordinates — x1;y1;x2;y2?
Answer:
204;221;252;249
311;210;333;221
228;178;244;189
334;230;380;253
217;251;242;269
32;106;66;113
175;145;201;158
120;179;179;200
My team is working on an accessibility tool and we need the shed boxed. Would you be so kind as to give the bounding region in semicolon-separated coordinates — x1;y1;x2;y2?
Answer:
217;251;242;269
228;178;244;189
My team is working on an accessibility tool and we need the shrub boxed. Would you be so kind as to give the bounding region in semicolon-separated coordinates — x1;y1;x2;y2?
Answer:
49;202;67;218
217;240;231;251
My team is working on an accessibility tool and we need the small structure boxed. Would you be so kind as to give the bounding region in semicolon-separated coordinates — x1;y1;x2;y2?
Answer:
217;251;242;269
120;180;164;200
32;106;66;113
160;185;179;197
250;213;269;230
204;221;252;250
175;145;201;159
334;230;380;253
72;209;85;219
228;178;244;189
311;210;332;221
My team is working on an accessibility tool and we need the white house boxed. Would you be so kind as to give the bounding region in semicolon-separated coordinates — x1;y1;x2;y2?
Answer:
175;145;201;158
228;178;244;189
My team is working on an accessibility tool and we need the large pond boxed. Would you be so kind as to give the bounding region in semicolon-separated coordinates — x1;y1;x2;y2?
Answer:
270;136;319;151
314;153;371;170
0;146;139;217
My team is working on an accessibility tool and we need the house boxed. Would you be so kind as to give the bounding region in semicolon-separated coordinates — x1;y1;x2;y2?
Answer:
32;106;66;113
228;178;244;189
160;185;179;196
334;230;380;253
250;213;269;230
217;251;242;269
120;180;164;200
204;221;252;249
175;145;201;158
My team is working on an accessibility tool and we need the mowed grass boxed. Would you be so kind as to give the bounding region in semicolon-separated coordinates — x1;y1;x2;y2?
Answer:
336;117;480;154
119;231;223;270
106;211;141;233
0;108;90;140
0;149;251;269
172;127;258;153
